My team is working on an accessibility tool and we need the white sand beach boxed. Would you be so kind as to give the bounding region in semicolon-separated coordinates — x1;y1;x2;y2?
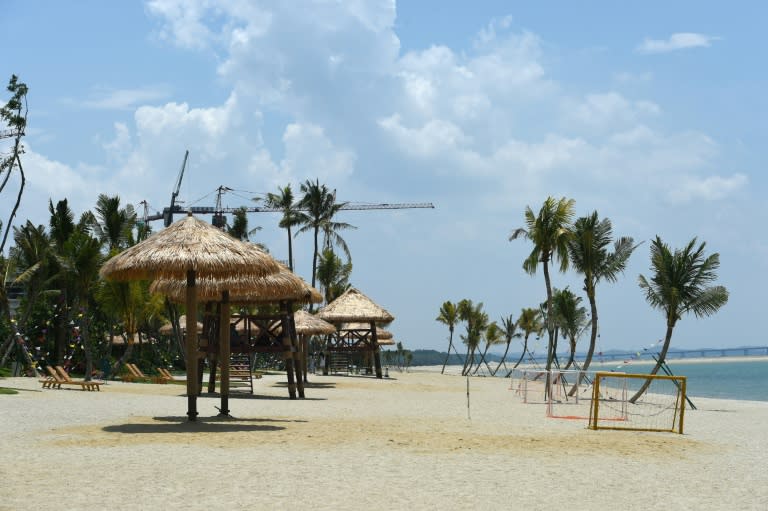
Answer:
1;370;767;510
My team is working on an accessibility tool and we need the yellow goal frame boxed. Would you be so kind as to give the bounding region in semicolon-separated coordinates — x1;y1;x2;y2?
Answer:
588;372;687;434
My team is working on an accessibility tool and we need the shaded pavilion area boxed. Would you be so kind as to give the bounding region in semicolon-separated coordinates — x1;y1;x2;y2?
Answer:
150;267;322;402
100;213;285;421
316;288;394;379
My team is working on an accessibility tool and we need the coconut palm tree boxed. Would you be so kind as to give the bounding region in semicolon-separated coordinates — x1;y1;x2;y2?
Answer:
316;247;352;304
510;196;575;379
88;194;136;253
0;75;29;254
510;307;544;372
473;321;502;375
630;236;728;402
458;299;488;376
493;314;521;376
567;212;636;375
227;206;261;242
296;179;355;295
265;184;301;271
436;300;460;374
551;287;588;370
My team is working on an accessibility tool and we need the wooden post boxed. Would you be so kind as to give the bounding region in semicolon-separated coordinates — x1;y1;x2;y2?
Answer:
285;303;305;398
280;303;297;399
185;270;198;421
301;335;309;383
218;290;230;416
371;320;382;379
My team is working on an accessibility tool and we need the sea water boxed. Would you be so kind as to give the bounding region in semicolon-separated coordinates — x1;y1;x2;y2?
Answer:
583;358;768;402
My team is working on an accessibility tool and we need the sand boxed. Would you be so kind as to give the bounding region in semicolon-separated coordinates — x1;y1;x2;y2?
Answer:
1;370;767;510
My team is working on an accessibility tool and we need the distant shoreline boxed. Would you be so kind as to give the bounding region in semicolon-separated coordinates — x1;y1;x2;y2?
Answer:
412;355;768;373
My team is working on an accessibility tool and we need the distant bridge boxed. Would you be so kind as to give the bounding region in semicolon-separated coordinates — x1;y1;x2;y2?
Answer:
572;346;768;363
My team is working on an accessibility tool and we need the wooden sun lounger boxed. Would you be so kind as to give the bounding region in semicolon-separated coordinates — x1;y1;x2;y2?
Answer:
157;367;176;381
39;366;101;391
55;366;102;391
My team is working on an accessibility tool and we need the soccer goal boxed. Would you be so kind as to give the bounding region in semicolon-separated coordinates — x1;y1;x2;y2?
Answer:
588;372;687;434
545;369;597;420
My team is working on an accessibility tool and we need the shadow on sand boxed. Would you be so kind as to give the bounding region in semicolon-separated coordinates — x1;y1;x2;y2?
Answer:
102;415;306;434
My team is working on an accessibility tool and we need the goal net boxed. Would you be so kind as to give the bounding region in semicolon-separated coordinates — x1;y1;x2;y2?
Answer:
588;371;687;434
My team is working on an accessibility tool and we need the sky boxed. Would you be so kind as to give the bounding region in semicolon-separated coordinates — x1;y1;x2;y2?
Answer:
2;1;766;355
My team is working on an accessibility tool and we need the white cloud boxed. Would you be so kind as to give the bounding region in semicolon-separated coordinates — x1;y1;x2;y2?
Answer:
565;92;660;129
80;86;171;110
278;123;356;183
668;173;748;203
636;33;719;54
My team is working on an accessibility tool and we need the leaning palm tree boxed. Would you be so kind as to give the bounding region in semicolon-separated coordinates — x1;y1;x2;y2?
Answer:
473;321;502;375
551;287;588;370
493;314;520;376
568;212;637;375
510;196;575;381
458;299;488;376
436;301;461;374
630;236;728;402
265;184;301;271
227;206;261;242
511;307;544;371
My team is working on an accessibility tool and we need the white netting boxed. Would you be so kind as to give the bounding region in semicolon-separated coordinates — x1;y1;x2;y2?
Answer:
588;372;686;433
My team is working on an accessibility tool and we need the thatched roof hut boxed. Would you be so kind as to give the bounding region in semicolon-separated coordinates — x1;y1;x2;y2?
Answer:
316;288;394;324
158;314;203;336
99;213;284;421
294;310;337;335
149;266;322;304
100;214;281;281
342;322;393;339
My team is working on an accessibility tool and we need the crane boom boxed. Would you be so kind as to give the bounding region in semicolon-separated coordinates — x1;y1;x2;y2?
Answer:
164;150;189;227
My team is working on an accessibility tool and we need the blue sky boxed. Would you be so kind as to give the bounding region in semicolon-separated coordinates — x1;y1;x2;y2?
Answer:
2;1;766;355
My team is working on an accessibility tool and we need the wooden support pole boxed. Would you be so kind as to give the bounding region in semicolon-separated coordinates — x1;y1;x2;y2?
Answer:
301;335;309;383
185;270;198;421
218;290;231;416
286;303;305;398
280;303;297;399
371;320;382;379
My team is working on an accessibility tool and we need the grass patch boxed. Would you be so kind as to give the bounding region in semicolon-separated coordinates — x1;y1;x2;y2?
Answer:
0;387;19;395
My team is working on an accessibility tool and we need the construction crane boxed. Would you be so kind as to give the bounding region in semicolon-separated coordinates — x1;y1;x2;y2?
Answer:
164;150;189;227
143;183;434;227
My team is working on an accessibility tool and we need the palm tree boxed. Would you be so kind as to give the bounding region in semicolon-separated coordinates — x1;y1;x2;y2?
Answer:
457;299;488;376
567;212;636;375
296;179;355;299
551;287;588;370
630;236;728;402
265;185;302;271
493;314;521;376
48;199;76;364
510;307;543;372
88;194;136;253
227;207;261;242
473;321;502;375
510;196;575;379
436;301;460;374
316;247;352;304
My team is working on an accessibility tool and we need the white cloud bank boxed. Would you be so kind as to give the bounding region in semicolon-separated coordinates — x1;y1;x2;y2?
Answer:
636;32;719;54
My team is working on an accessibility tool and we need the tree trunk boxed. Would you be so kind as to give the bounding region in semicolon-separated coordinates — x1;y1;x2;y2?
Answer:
629;323;675;403
308;226;319;312
542;259;555;397
287;225;294;272
440;328;455;374
512;334;530;370
493;340;512;376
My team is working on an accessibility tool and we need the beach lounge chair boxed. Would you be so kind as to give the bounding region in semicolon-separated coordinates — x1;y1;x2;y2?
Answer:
157;367;177;381
55;366;102;391
39;367;61;389
126;363;166;383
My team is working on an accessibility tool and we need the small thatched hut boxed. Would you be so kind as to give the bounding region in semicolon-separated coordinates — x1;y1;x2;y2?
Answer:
100;213;282;420
316;288;394;378
293;310;336;382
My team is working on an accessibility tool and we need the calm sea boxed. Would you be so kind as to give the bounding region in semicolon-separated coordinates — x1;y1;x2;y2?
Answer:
583;358;768;402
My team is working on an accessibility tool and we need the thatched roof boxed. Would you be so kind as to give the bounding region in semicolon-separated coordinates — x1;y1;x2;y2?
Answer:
377;337;396;346
317;288;394;323
100;214;282;281
149;266;322;304
341;322;393;339
293;310;337;335
158;314;202;335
